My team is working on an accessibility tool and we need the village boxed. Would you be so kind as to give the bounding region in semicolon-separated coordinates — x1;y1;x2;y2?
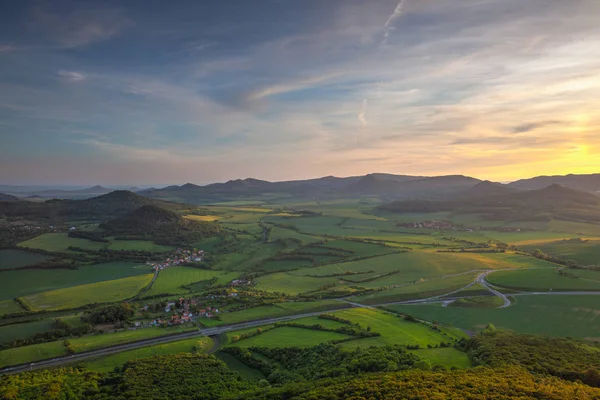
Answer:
146;248;205;271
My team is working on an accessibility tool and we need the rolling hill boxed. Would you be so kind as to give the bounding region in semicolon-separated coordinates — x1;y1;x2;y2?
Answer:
100;205;222;245
0;190;190;222
380;184;600;222
509;173;600;193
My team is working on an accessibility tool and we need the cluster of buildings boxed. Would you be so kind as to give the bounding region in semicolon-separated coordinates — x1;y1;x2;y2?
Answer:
147;248;205;271
142;297;221;328
230;278;252;287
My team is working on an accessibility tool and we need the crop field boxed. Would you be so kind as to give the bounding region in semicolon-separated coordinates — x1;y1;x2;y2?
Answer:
288;252;534;291
259;258;314;271
547;220;600;236
83;336;214;372
349;273;480;304
17;233;173;253
408;348;471;369
388;295;600;339
254;272;339;295
267;226;320;245
0;319;54;345
522;239;600;266
0;340;66;368
229;326;352;348
70;325;197;353
218;300;349;325
0;249;51;270
22;274;154;311
0;262;151;301
145;267;229;297
486;268;600;291
184;214;221;222
18;233;106;252
332;308;460;348
0;300;24;316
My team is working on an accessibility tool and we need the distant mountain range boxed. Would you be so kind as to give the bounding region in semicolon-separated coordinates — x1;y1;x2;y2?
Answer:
140;173;599;204
1;173;598;204
380;183;600;223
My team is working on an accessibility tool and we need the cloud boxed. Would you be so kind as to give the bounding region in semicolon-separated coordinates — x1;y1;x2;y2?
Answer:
358;98;368;126
381;0;408;46
246;73;341;101
0;45;14;53
57;70;86;82
29;3;132;48
511;121;561;133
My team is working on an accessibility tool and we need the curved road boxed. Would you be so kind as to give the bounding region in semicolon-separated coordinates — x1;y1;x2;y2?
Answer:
2;270;600;376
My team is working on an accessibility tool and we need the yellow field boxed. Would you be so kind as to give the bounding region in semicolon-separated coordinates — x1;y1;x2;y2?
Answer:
184;215;221;222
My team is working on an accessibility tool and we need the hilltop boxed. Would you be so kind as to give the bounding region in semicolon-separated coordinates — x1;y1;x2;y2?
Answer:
509;173;600;193
0;193;20;202
100;205;222;245
0;190;190;222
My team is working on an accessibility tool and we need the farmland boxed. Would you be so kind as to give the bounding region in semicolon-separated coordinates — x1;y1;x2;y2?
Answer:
0;262;151;301
21;274;154;311
388;295;600;339
17;233;173;253
486;268;600;291
2;192;600;380
144;267;229;297
228;326;352;348
0;249;51;270
83;336;214;372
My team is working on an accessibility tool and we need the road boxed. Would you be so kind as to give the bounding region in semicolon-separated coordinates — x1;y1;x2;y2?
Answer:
2;269;600;376
0;309;350;376
477;271;511;308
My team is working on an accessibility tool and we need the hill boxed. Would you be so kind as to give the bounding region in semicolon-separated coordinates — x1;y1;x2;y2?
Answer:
0;190;190;222
509;173;600;193
0;193;19;202
460;181;519;198
380;184;600;222
100;205;222;245
142;174;482;204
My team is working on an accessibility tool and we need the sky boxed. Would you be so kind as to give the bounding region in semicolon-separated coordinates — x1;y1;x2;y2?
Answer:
1;0;599;185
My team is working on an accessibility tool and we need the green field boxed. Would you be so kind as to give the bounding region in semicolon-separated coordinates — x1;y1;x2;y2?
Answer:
0;340;66;368
83;336;214;372
0;300;24;316
388;295;600;339
349;273;480;304
21;274;153;311
144;267;226;297
523;239;600;266
0;249;51;270
0;319;54;345
17;233;173;253
487;268;600;291
229;326;351;348
0;262;152;301
409;347;472;369
332;308;462;348
69;326;196;353
218;300;349;325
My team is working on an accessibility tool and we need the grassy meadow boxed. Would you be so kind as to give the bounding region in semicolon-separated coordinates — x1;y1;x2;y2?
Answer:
0;249;51;270
388;295;600;339
21;274;154;311
0;262;151;301
487;268;600;291
144;267;227;297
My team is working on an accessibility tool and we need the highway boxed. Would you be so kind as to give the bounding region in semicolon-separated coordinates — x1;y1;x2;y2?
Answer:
0;308;351;376
2;269;600;376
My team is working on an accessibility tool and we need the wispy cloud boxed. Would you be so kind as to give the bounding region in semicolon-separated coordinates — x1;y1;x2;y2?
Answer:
381;0;408;46
246;73;341;101
358;99;368;126
57;70;86;82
